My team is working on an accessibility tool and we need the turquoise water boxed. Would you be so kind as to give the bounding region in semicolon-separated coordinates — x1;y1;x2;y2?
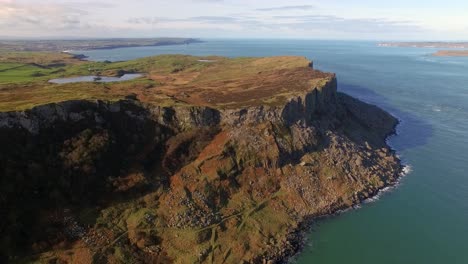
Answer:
77;40;468;264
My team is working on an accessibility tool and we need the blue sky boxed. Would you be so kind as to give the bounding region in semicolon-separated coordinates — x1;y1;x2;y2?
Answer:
1;0;467;40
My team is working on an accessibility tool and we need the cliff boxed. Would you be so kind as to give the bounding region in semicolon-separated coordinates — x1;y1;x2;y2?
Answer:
0;77;337;132
0;56;401;263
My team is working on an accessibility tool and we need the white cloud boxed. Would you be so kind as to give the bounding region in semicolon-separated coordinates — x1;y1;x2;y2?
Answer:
0;0;466;39
255;5;315;12
0;2;86;30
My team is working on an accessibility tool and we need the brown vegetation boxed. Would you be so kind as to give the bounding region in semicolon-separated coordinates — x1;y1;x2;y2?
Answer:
0;54;332;111
0;55;401;263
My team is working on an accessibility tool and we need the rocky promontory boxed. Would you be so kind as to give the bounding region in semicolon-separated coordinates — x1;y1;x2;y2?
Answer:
0;55;402;263
432;50;468;57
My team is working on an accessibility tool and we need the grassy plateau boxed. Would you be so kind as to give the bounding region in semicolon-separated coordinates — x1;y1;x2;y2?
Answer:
0;51;332;111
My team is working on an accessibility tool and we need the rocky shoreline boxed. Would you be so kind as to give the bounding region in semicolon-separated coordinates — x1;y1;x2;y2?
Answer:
280;154;405;264
256;137;404;264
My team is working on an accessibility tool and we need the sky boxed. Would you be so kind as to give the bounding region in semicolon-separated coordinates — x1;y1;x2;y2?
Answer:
1;0;467;40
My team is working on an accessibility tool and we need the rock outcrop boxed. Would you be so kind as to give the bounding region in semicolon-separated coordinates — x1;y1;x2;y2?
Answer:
0;70;401;263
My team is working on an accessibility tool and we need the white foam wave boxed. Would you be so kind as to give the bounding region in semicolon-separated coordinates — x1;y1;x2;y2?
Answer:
401;164;413;176
319;163;413;219
336;207;354;214
361;164;412;205
363;186;391;204
363;196;379;204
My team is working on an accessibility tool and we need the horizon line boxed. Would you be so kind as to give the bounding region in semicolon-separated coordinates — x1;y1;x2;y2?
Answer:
2;37;468;42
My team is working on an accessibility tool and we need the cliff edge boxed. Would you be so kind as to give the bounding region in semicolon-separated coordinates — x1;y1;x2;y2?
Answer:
0;55;401;263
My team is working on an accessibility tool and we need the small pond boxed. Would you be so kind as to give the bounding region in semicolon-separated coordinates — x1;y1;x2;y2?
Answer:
49;74;143;84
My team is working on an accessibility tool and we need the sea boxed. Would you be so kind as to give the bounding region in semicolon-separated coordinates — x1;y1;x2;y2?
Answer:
75;39;468;264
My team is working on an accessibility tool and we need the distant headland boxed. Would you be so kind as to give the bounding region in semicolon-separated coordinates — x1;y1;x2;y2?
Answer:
0;38;202;52
378;42;468;57
378;42;468;48
432;50;468;57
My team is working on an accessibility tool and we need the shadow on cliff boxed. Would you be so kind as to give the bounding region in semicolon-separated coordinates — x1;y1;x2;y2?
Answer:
0;99;226;260
339;83;433;151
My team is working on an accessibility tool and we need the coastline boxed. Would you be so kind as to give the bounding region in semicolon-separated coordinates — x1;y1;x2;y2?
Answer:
378;42;468;49
278;116;406;263
65;39;204;62
0;94;404;263
0;38;203;52
432;50;468;57
84;39;203;51
0;55;404;263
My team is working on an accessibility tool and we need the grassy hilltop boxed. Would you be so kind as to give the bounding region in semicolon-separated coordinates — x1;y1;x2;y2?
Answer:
0;51;332;111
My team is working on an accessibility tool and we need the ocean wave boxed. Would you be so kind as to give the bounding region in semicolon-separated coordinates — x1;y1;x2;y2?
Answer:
363;186;390;204
401;164;413;176
334;163;412;211
308;163;413;239
362;164;412;205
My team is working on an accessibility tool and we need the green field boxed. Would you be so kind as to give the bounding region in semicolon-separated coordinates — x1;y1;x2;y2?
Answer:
0;52;211;84
0;51;328;112
0;52;215;111
0;63;64;84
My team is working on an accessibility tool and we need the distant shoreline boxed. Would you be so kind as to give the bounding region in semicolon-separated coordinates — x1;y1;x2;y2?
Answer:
0;38;203;52
432;50;468;57
378;42;468;49
377;42;468;57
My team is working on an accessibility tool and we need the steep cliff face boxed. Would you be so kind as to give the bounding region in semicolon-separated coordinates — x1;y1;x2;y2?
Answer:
220;77;337;127
0;100;221;134
0;75;401;263
0;75;337;133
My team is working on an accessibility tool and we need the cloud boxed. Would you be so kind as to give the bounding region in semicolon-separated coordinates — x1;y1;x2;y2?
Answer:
127;17;160;25
255;5;315;12
127;15;252;25
126;13;425;37
0;1;121;36
66;1;117;8
0;0;431;39
190;16;239;23
126;15;263;31
270;15;425;34
0;2;88;30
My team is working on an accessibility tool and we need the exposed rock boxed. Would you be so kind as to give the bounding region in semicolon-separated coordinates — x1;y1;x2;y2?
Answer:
0;68;401;263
